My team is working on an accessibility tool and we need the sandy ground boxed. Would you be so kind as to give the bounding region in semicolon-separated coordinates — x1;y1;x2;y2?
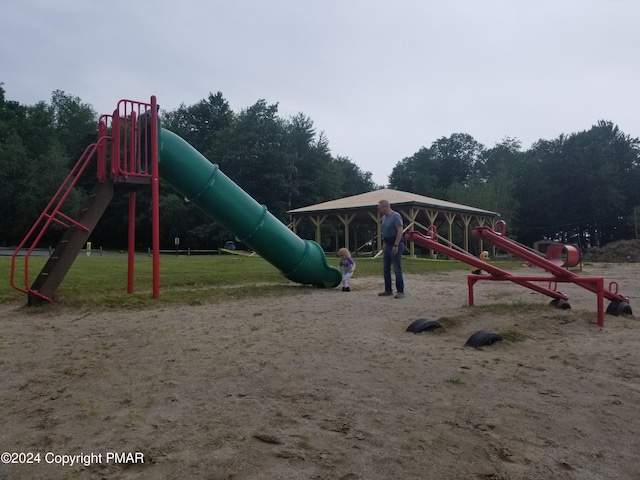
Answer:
1;262;639;480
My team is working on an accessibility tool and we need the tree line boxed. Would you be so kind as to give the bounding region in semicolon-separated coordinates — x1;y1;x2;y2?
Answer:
389;126;640;248
1;83;638;252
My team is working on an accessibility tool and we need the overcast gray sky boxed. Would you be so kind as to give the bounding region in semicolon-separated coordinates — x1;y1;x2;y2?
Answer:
2;0;639;186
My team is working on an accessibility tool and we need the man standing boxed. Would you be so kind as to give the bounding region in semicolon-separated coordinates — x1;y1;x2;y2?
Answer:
377;199;405;298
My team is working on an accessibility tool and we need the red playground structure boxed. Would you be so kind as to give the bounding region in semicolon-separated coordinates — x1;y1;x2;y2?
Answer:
405;222;632;327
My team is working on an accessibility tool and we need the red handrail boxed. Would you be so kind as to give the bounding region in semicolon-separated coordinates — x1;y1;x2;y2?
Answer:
111;99;154;180
9;139;107;301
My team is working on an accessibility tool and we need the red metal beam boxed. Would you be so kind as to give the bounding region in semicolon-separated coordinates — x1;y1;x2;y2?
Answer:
405;230;568;300
472;225;628;303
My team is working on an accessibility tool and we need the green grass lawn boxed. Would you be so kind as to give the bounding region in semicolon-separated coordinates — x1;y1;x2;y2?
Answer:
2;253;515;309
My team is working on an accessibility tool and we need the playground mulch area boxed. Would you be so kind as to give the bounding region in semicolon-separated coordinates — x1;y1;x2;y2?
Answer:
1;262;640;480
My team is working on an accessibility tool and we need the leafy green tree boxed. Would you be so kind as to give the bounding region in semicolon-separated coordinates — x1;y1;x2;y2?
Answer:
466;137;524;232
431;133;485;189
389;133;485;199
281;112;320;209
515;121;640;246
0;87;89;246
161;91;234;162
49;90;97;161
287;126;344;209
332;155;376;197
219;99;289;217
0;131;30;245
388;147;439;195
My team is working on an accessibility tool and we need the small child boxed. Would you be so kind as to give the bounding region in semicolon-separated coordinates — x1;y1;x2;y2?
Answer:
337;248;356;292
471;250;490;275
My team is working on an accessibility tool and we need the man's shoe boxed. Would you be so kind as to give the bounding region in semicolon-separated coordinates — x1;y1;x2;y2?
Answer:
378;291;393;296
394;293;405;299
342;287;350;292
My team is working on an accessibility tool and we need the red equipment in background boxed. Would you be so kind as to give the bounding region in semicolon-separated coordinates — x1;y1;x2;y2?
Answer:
545;243;581;268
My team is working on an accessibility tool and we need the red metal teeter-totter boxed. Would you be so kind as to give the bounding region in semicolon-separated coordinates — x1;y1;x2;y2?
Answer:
405;221;632;327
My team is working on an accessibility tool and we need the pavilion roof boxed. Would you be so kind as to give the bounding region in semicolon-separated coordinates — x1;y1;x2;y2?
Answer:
288;188;498;217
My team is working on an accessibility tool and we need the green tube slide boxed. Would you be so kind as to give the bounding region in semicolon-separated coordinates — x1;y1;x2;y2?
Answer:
157;128;341;288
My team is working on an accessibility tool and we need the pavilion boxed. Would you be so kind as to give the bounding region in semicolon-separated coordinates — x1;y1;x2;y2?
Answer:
287;188;500;256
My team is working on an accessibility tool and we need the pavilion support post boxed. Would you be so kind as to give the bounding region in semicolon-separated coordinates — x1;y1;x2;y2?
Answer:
372;212;383;254
424;209;439;258
475;217;488;256
444;213;456;254
461;214;472;253
337;213;356;251
289;217;301;234
310;214;327;246
398;207;419;257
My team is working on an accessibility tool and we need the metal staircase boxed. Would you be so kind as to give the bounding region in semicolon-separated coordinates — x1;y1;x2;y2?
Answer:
26;180;115;305
10;98;159;305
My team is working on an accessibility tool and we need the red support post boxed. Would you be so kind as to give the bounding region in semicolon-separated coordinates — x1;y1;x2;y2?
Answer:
467;275;477;306
97;117;107;182
111;112;120;179
127;191;136;294
150;96;160;299
126;110;136;176
595;277;604;327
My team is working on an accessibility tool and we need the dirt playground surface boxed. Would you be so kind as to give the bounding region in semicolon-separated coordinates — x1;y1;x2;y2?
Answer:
1;260;639;480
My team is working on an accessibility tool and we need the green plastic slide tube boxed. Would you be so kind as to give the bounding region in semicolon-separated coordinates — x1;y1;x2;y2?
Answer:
158;128;341;288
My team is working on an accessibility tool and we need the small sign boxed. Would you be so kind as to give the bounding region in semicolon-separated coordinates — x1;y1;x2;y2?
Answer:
86;241;92;256
174;237;180;245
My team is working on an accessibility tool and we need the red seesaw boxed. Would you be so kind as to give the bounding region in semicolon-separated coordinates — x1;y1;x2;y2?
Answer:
405;222;632;327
